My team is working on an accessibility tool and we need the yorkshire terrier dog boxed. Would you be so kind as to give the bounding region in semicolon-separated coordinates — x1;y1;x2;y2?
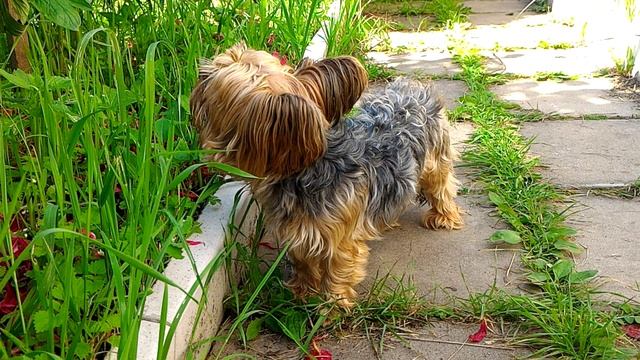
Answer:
191;43;463;307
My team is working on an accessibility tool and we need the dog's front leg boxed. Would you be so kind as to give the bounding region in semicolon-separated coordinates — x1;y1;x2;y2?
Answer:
321;238;370;309
286;248;323;300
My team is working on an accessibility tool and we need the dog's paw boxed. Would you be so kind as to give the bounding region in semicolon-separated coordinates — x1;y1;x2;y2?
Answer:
287;278;313;300
423;208;463;230
329;295;355;311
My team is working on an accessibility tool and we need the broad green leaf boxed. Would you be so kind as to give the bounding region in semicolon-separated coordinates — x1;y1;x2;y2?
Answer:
209;162;258;179
33;310;54;333
49;76;72;90
88;313;120;334
527;272;550;283
549;226;577;238
42;204;59;240
0;68;34;89
246;318;263;341
9;0;30;22
75;341;91;359
488;229;521;245
554;239;583;254
68;0;92;11
166;163;204;192
32;0;81;30
552;259;573;279
165;243;184;260
568;269;598;284
66;110;105;153
530;258;549;270
488;191;505;206
99;172;116;208
280;311;307;343
33;228;192;299
108;335;120;347
179;94;190;113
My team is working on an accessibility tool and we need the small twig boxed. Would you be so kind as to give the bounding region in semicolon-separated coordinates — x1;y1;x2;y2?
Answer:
446;339;467;360
505;252;516;284
407;336;515;350
518;0;537;17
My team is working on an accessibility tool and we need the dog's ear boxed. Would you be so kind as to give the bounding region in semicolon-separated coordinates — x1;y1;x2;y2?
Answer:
294;56;368;124
230;89;327;177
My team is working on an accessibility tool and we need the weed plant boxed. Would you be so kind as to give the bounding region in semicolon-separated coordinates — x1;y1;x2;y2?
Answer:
365;0;470;29
452;49;639;358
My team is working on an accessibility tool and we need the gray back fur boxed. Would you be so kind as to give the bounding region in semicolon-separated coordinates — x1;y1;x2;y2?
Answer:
258;77;446;236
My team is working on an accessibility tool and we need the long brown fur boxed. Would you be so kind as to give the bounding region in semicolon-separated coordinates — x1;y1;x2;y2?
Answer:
190;43;368;176
191;43;463;308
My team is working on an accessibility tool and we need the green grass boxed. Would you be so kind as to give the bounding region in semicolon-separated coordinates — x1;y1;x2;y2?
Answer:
0;0;377;358
365;62;398;81
325;0;387;59
426;0;470;27
531;0;551;13
613;47;637;78
208;201;462;358
537;40;575;50
533;71;579;82
365;0;470;29
450;49;639;358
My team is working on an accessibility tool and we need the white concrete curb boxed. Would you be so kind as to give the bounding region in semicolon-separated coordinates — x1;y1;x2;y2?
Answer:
133;1;346;359
136;182;255;360
303;0;342;61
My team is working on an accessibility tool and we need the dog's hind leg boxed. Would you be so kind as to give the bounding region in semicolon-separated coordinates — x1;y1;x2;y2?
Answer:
419;135;464;230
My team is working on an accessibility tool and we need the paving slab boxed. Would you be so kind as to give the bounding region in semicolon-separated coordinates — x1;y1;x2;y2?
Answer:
364;195;523;302
368;50;461;76
569;195;640;301
484;48;619;76
381;16;632;52
433;79;467;110
520;120;640;188
386;15;434;32
464;20;581;49
468;11;537;26
466;0;537;26
465;0;528;14
493;78;640;117
377;30;451;52
214;321;528;359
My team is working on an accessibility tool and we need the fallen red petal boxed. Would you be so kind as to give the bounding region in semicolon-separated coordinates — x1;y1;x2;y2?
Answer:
10;216;25;233
258;241;277;250
179;191;199;201
91;248;105;259
468;318;488;343
11;237;29;257
305;349;332;360
280;55;288;66
80;229;96;240
0;285;19;315
186;240;203;246
623;324;640;340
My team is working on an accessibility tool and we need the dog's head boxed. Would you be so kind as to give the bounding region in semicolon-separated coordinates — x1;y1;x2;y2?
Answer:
190;42;368;177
